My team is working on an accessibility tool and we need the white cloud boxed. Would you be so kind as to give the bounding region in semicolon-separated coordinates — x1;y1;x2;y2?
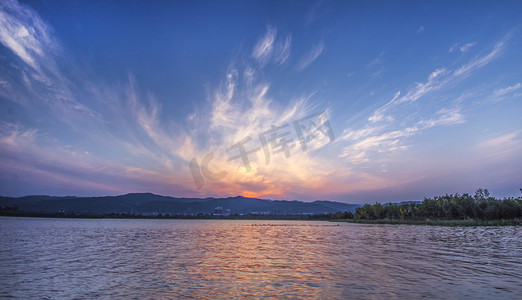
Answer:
176;45;339;197
397;68;446;104
275;35;291;65
494;83;521;97
126;78;189;163
366;68;447;125
0;0;54;72
340;125;384;142
367;52;385;78
449;42;476;53
454;41;504;76
252;27;291;66
340;127;417;164
340;83;466;164
370;68;384;78
459;42;475;52
207;65;313;145
252;26;276;63
418;107;465;128
0;0;102;126
368;52;384;67
296;41;324;70
417;25;424;34
368;91;400;123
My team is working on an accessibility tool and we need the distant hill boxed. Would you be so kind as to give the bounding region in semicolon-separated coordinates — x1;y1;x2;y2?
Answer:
0;193;360;215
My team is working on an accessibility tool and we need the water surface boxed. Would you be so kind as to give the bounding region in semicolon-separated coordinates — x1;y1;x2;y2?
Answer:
0;217;520;299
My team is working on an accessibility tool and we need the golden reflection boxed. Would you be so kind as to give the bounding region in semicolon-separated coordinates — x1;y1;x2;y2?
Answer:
182;221;335;298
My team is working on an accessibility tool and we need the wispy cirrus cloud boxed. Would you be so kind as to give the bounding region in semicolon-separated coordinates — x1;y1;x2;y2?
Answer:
338;106;465;166
340;127;417;164
368;51;384;67
0;121;38;150
190;62;332;197
0;0;54;72
0;4;334;199
454;40;504;76
1;0;519;201
178;41;341;198
0;0;101;125
368;52;385;78
395;68;446;104
252;26;292;66
0;120;193;196
449;42;476;53
305;0;332;26
367;68;446;123
368;91;400;123
491;82;521;101
252;25;277;63
0;1;196;196
339;36;509;166
417;107;465;128
296;41;324;70
275;35;291;65
495;83;521;95
476;131;522;163
366;37;508;126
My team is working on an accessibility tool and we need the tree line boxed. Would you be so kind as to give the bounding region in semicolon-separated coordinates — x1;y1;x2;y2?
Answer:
331;188;522;221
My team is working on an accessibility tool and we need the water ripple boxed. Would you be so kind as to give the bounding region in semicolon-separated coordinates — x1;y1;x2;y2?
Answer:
0;218;520;299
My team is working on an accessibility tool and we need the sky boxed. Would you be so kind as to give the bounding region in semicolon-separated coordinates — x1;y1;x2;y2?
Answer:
0;0;521;203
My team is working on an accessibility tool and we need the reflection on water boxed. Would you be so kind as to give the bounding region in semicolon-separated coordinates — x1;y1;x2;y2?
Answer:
0;217;520;299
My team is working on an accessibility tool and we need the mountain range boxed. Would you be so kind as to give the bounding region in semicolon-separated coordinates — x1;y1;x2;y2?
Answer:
0;193;360;215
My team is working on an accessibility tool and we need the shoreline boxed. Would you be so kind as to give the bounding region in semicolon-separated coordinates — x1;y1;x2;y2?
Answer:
0;213;331;221
1;214;520;226
333;218;521;226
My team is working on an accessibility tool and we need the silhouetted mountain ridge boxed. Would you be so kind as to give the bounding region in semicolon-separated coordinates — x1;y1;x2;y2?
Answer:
0;193;360;215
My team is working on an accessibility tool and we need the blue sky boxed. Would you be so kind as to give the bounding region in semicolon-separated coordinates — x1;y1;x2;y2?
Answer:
1;0;521;203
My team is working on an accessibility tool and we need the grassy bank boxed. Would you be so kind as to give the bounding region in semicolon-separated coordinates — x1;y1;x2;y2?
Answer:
332;218;521;226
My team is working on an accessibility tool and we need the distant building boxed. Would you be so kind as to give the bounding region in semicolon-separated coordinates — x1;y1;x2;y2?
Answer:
251;211;270;215
214;206;230;216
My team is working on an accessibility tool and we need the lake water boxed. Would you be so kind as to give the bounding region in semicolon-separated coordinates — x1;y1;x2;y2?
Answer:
0;217;520;299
